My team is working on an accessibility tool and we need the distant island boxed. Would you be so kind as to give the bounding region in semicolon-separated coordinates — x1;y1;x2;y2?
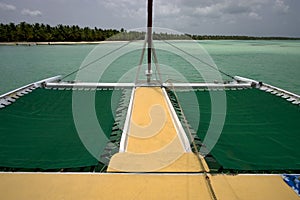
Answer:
0;22;299;43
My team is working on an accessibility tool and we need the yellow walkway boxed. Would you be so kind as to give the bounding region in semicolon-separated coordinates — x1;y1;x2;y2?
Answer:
1;173;298;200
108;87;207;172
211;174;299;200
0;173;212;200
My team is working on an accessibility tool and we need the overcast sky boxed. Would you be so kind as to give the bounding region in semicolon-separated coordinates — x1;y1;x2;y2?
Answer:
1;0;300;37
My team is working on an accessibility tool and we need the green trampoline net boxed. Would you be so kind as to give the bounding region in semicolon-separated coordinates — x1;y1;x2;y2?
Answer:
176;88;300;172
0;88;122;171
0;86;299;172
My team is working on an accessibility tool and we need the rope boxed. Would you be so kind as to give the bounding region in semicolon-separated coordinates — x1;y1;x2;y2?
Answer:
165;79;206;170
165;79;218;200
60;40;135;81
162;40;235;80
205;174;218;200
135;36;147;84
152;45;163;84
135;38;163;85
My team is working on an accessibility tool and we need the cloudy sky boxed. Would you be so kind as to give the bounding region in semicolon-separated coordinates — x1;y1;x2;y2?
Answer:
1;0;300;37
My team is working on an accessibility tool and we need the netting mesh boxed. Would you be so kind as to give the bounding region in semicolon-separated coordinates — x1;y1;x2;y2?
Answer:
0;88;121;170
1;87;299;172
176;88;300;171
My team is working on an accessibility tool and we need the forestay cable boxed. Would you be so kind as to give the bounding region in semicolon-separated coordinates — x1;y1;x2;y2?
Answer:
60;40;135;81
163;40;235;80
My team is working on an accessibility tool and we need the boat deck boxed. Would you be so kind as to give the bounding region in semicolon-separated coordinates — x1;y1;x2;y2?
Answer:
0;84;299;199
108;87;208;172
0;173;298;200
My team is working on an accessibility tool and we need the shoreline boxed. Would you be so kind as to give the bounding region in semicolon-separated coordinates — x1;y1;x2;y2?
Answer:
1;39;300;46
0;41;128;46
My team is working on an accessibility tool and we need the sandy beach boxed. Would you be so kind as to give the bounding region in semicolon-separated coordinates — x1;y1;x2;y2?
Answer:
0;41;128;46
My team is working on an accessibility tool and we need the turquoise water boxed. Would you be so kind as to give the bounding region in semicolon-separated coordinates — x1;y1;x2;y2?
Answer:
202;40;300;94
0;40;299;95
0;45;94;94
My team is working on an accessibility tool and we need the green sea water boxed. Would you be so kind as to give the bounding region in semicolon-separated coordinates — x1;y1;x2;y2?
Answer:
0;40;299;95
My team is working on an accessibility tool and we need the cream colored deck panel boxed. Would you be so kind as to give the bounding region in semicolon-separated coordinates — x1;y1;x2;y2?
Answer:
210;174;299;200
0;173;212;200
108;152;206;172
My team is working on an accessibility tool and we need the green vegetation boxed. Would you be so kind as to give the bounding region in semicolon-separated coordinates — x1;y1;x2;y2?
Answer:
0;22;120;42
188;34;300;40
0;22;299;42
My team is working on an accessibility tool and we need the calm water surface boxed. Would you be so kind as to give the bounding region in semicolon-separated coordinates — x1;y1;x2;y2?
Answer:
0;40;299;95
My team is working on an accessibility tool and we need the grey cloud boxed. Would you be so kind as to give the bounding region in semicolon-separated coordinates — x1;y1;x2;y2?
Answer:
0;2;16;11
187;1;262;18
273;0;289;14
0;0;298;37
21;9;42;17
155;1;180;17
101;0;145;18
223;4;251;14
248;12;262;20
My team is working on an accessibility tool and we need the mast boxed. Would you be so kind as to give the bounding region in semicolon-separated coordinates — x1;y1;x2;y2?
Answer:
146;0;153;83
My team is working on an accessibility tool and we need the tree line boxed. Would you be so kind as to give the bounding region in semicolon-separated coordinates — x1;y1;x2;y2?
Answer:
0;22;120;42
0;22;299;42
188;34;300;40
